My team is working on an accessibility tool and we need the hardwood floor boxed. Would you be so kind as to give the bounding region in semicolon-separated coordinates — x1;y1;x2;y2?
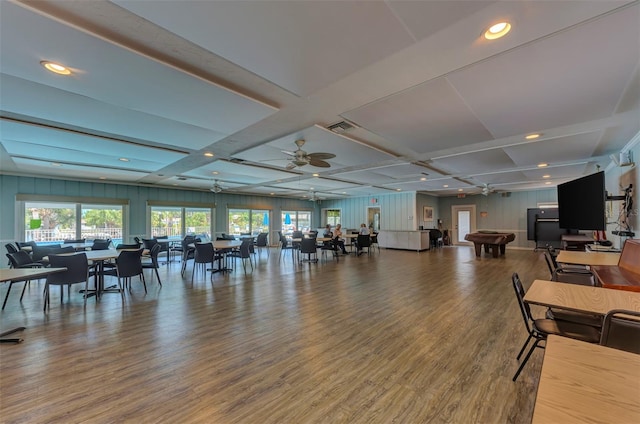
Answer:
1;246;550;423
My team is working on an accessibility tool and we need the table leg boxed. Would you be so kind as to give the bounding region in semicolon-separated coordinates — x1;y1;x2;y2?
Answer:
491;244;499;258
473;242;482;257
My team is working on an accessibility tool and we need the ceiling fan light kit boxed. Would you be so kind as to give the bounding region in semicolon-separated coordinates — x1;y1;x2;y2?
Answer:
283;139;335;169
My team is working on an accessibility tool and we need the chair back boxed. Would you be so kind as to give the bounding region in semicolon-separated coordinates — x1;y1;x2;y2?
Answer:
47;253;89;285
55;246;76;254
300;237;317;254
91;239;111;250
194;242;214;263
256;233;269;247
17;241;37;248
5;243;18;254
148;243;161;268
512;273;534;334
552;268;598;286
32;244;62;262
63;238;85;244
292;230;303;239
7;251;41;268
280;234;289;248
429;229;442;242
115;248;144;278
141;238;158;250
600;309;640;354
543;250;556;277
239;239;252;258
546;246;559;268
357;234;371;248
116;243;141;250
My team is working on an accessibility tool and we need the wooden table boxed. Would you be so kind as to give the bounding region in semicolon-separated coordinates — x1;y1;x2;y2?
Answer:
0;267;67;343
524;279;640;315
464;232;516;257
556;250;621;266
532;335;640;424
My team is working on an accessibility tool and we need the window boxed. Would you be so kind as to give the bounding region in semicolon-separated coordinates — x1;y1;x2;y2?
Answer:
322;209;341;227
150;207;183;237
25;201;124;244
282;210;311;233
185;208;211;238
228;209;270;236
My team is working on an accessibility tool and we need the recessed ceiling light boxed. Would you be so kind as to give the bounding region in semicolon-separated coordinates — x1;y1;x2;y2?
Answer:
545;182;552;185
270;193;275;196
342;192;347;194
458;188;464;192
119;158;129;162
396;188;402;191
420;177;427;181
303;195;307;198
543;174;551;179
443;184;449;188
50;162;62;167
204;152;214;157
310;187;314;190
525;133;541;140
41;61;71;75
537;163;548;168
212;171;219;175
99;177;107;180
484;22;511;40
312;173;319;177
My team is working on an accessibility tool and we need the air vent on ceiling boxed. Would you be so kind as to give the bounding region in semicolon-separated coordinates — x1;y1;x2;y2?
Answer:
327;120;356;134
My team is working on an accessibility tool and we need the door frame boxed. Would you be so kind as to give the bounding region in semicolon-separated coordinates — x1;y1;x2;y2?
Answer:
451;205;476;245
367;206;381;232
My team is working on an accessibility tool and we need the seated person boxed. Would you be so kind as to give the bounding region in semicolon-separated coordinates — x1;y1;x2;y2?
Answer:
333;224;348;254
323;224;333;238
356;223;369;254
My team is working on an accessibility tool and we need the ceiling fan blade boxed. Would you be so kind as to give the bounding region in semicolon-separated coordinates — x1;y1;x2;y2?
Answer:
308;158;331;168
308;152;335;160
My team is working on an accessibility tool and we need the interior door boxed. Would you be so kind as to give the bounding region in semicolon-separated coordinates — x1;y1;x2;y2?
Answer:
451;205;476;245
367;207;380;232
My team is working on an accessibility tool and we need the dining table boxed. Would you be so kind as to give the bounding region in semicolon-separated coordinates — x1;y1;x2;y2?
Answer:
524;279;640;315
205;240;242;273
0;267;67;343
556;250;621;266
532;335;640;423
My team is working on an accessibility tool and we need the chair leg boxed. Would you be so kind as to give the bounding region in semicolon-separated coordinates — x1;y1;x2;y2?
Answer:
141;273;147;293
513;339;541;381
516;334;533;360
19;280;29;302
154;267;162;286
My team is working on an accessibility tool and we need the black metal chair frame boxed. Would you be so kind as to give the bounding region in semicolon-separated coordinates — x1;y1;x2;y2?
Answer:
44;253;93;311
299;237;318;263
141;243;163;286
4;251;43;310
600;309;640;354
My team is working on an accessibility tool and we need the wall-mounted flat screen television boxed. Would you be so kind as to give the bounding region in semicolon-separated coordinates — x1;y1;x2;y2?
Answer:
558;171;606;230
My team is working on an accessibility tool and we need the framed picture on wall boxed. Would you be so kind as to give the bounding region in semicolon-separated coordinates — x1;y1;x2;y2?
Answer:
423;206;434;222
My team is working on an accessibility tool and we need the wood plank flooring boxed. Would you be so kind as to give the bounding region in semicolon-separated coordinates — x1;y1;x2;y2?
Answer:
1;247;550;423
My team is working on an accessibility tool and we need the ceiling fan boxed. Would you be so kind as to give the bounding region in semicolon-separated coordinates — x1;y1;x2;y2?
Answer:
283;139;335;170
210;179;224;193
481;184;496;196
308;191;322;202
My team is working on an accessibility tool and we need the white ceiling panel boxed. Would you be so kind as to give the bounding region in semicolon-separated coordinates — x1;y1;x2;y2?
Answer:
343;78;494;154
432;150;516;175
272;178;362;192
1;75;228;151
234;126;394;168
12;157;148;181
0;2;276;136
448;6;640;138
183;160;300;184
504;131;603;167
115;0;414;96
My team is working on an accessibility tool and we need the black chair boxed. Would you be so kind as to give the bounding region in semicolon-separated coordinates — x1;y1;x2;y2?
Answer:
511;273;600;381
155;235;171;261
16;241;37;250
429;229;443;249
115;243;141;250
356;234;371;256
370;233;379;252
227;239;254;272
279;233;297;262
320;239;339;262
545;268;603;328
180;236;197;276
192;242;215;282
299;237;318;263
141;244;163;286
31;244;62;266
4;251;43;310
255;233;269;257
599;309;640;354
44;253;92;311
91;239;111;250
113;248;145;294
63;238;85;244
5;243;18;267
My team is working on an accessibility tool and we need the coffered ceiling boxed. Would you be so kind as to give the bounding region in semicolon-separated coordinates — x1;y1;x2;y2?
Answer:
1;0;638;199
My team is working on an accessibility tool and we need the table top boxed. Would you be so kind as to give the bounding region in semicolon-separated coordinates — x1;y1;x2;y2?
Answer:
210;240;242;249
0;267;67;283
532;335;640;424
561;234;594;242
556;250;621;266
524;279;640;315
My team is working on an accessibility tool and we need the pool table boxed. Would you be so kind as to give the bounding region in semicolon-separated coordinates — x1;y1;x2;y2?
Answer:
465;232;516;258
